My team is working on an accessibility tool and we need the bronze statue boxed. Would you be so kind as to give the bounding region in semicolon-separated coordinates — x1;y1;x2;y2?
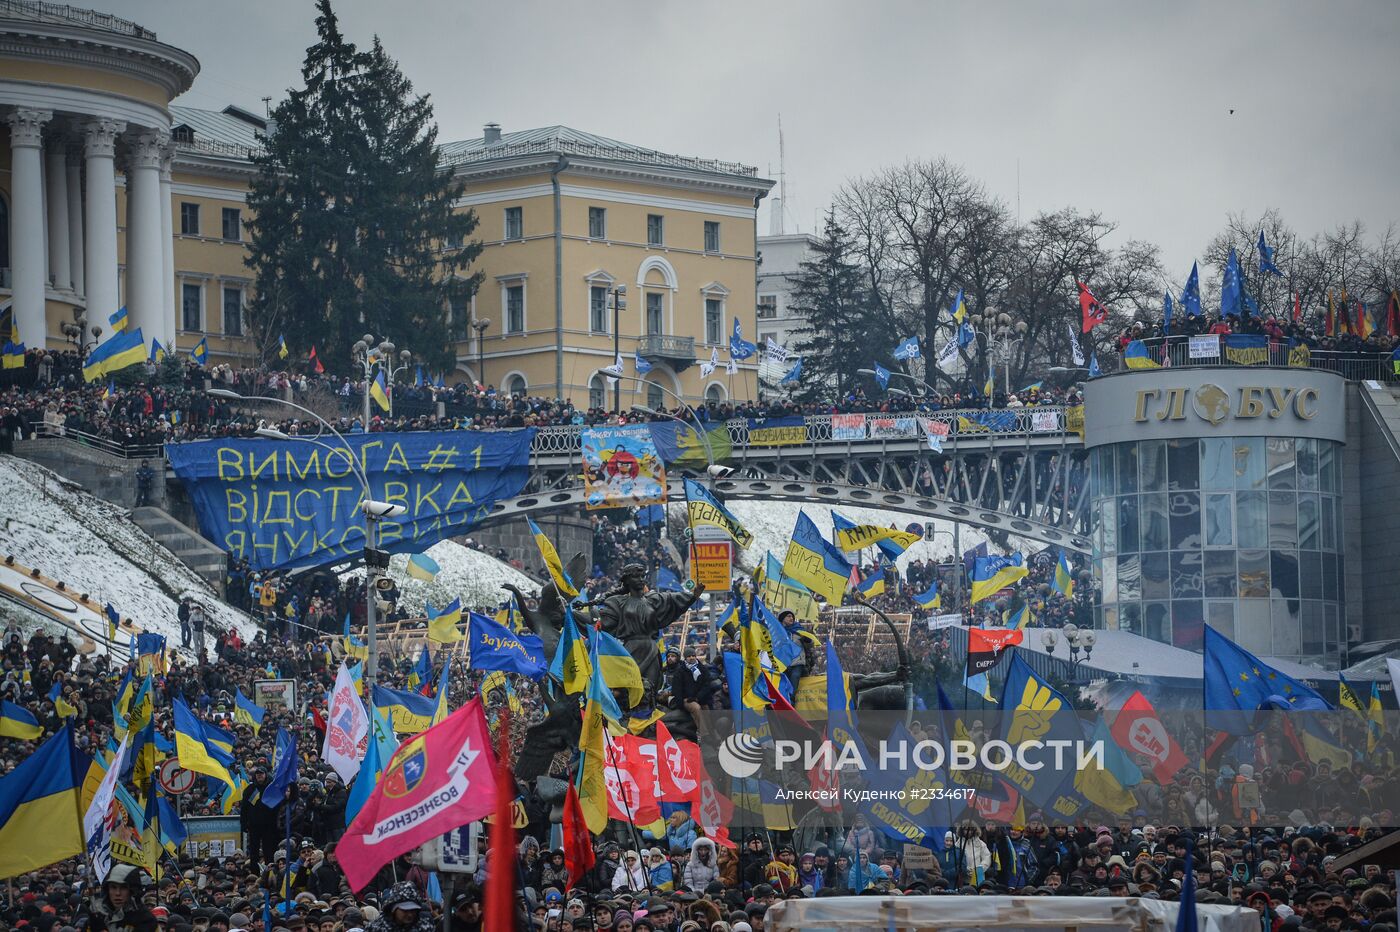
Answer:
594;563;704;695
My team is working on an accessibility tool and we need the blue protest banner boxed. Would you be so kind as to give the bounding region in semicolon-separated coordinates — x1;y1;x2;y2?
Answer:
166;430;535;571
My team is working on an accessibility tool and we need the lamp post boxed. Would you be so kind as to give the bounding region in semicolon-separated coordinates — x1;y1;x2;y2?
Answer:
610;285;628;413
1055;622;1096;683
61;310;98;355
471;318;490;389
352;335;411;427
387;349;413;417
208;388;400;680
857;367;939;398
968;311;1028;403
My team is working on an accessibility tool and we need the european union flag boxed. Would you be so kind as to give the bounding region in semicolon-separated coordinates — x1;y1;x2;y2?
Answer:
1220;247;1246;318
872;363;891;390
262;727;298;808
1163;290;1173;335
1258;230;1284;277
655;566;682;591
1180;261;1202;318
467;611;547;678
892;336;920;361
729;318;757;360
1204;625;1330;712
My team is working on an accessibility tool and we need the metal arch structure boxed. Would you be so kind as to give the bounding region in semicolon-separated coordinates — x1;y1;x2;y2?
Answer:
480;407;1093;553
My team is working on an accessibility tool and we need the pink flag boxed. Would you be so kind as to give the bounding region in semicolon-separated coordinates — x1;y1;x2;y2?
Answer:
337;698;497;891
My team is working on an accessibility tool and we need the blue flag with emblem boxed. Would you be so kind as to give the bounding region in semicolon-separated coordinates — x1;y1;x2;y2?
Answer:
466;611;547;678
779;357;802;384
1087;354;1101;378
262;727;298;808
872;363;890;390
892;336;920;360
1203;625;1330;712
729;318;757;360
634;351;653;374
1257;230;1283;277
1220;247;1246;318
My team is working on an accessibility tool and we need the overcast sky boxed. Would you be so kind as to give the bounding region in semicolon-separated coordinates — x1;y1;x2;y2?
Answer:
103;0;1400;278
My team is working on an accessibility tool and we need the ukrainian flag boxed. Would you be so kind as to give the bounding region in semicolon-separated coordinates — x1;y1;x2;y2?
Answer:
576;683;610;834
854;565;886;598
156;796;187;857
149;338;165;364
1368;681;1385;754
1124;340;1160;369
950;288;967;324
0;341;24;369
1338;675;1365;713
830;510;920;559
172;698;233;785
370;370;391;411
591;628;644;711
343;611;370;661
191;337;208;366
218;768;248;815
913;580;940;609
0;724;85;876
969;552;1028;604
0;699;42;740
1002;602;1032;630
406;552;440;581
204;722;236;763
527;517;579;597
431;655;452;726
1053;550;1075;598
278;334;289;359
425;598;464;644
407;645;433;695
82;327;146;381
234;688;265;734
684;478;754;548
715;598;740;639
109;306;128;332
780;511;852;605
372;685;437;735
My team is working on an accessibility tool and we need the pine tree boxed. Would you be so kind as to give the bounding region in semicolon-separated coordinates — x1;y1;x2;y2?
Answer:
245;0;481;375
788;213;877;402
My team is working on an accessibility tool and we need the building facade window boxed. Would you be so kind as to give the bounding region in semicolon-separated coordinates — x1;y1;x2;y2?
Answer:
180;282;202;331
704;221;720;253
706;383;724;403
646;382;664;411
646;292;664;335
504;206;523;241
757;295;778;319
705;298;722;344
647;214;664;246
180;203;200;236
588;207;606;239
505;373;527;397
590;286;609;333
222;286;242;336
221;208;241;242
505;284;525;333
588;375;606;409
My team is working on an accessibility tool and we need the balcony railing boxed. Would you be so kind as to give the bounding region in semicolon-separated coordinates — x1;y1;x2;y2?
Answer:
0;0;156;38
1106;336;1400;383
638;334;696;362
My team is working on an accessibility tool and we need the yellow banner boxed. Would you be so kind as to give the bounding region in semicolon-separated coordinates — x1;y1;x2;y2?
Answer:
1065;405;1084;440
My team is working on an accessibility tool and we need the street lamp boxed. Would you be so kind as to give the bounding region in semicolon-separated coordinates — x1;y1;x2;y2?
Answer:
857;367;939;397
610;285;628;413
968;311;1028;404
352;335;412;426
209;388;397;679
387;349;413;417
471;318;491;389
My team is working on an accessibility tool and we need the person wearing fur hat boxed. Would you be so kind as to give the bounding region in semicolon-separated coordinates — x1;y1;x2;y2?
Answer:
367;883;435;932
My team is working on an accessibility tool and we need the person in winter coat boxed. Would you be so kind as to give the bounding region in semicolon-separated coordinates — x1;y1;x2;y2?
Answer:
646;848;674;892
540;849;569;892
989;827;1037;889
846;851;889;891
665;812;697;851
368;882;439;932
611;850;648;892
519;837;544;892
88;865;158;932
952;825;992;887
683;837;719;891
844;813;878;858
797;852;825;893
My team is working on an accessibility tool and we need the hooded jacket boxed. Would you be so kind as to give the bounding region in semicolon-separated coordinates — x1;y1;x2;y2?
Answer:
368;882;437;932
683;837;719;890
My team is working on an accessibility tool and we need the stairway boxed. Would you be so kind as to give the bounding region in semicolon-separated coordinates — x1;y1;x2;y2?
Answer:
131;507;227;596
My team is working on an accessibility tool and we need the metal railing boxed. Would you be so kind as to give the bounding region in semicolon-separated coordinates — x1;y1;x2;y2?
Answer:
1106;336;1398;382
32;423;163;460
0;0;156;38
637;334;696;360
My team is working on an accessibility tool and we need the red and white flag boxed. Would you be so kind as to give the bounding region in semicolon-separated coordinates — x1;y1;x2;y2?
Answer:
1110;690;1188;784
604;733;661;825
654;721;699;801
321;662;368;784
337;698;497;891
683;742;735;848
1078;281;1109;333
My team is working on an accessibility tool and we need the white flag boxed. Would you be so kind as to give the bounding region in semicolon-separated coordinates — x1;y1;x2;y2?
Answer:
1067;322;1085;366
936;335;959;368
699;347;718;378
918;416;949;452
322;662;370;783
601;353;624;378
765;336;789;363
84;734;130;882
726;356;738;375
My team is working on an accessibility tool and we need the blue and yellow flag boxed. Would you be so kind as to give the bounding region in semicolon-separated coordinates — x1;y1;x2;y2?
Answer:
970;552;1027;604
684;478;753;548
277;334;289;360
172;697;233;785
431;654;452;726
0;341;25;369
1368;681;1385;754
467;611;547;678
156;795;187;856
234;687;265;734
190;336;208;366
830;510;920;560
407;645;433;695
82;327;146;381
372;685;437;735
527;517;579;597
1002;601;1033;630
590;628;644;711
583;635;625;725
549;608;591;695
135;633;167;675
407;552;440;581
0;724;85;876
425;598;464;644
0;699;42;739
780;511;852;605
1053;550;1074;598
108;306;128;332
370;371;391;411
1338;675;1366;713
913;580;940;609
854;565;886;598
1123;340;1160;370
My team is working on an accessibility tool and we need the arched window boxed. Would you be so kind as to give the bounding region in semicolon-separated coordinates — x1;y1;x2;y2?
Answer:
504;373;527;397
588;374;606;410
646;382;665;412
705;383;725;404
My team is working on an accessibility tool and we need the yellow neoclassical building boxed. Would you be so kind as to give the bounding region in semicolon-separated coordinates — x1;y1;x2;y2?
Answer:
0;3;773;406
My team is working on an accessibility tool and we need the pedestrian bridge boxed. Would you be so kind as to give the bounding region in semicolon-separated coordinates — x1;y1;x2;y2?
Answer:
487;406;1092;552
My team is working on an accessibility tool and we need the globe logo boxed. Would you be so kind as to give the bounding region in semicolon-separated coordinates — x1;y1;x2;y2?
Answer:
717;732;764;778
1192;384;1230;426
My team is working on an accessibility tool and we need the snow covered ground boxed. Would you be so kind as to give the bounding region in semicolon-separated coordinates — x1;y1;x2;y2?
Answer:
339;539;537;614
0;455;261;653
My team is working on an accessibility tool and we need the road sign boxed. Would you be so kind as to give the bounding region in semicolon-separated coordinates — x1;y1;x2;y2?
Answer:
690;541;732;589
420;822;484;874
157;759;196;795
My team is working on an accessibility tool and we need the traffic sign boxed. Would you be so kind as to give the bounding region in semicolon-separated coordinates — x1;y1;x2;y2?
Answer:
157;759;196;795
690;541;732;589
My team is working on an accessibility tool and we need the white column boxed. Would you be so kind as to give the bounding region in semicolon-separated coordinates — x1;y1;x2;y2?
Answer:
45;142;70;291
158;146;176;348
82;118;125;327
124;129;167;341
66;148;84;296
7;108;52;346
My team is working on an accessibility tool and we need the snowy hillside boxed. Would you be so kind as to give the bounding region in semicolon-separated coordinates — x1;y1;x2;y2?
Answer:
340;539;537;614
0;455;260;652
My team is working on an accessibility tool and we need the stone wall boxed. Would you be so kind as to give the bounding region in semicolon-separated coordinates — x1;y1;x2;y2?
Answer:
13;438;167;511
468;511;593;583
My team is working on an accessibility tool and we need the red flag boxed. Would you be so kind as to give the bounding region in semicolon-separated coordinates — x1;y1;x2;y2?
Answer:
337;698;497;891
654;721;699;802
604;733;661;825
1077;281;1108;333
1293;291;1302;323
973;777;1020;823
483;711;516;932
1326;292;1335;336
308;346;325;374
966;627;1023;680
310;705;327;738
683;742;736;849
561;780;595;892
1389;290;1400;337
1109;690;1188;784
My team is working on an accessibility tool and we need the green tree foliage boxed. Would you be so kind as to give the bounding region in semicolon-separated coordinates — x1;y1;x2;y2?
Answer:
244;0;481;375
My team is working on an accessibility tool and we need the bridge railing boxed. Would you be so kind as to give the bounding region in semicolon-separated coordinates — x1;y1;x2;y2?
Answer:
1106;336;1399;381
528;405;1076;456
